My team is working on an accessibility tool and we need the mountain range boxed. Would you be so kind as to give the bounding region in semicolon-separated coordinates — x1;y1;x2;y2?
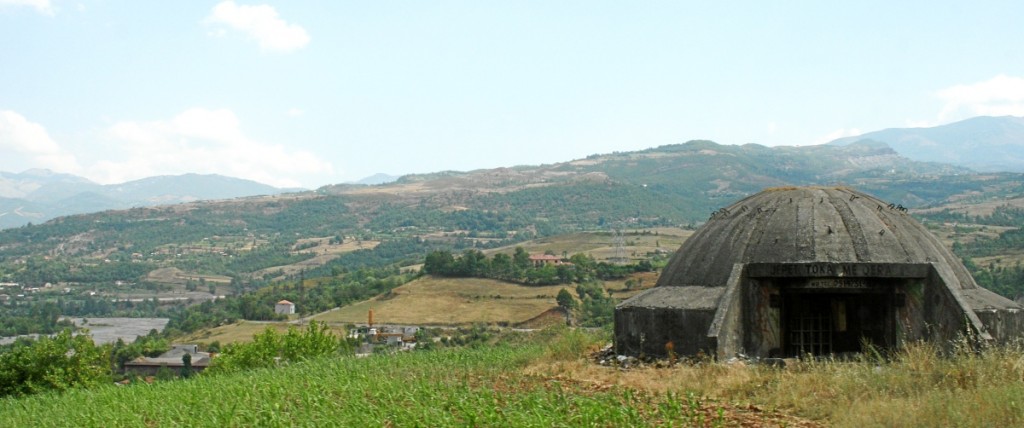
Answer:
3;115;1023;231
829;116;1024;172
0;171;295;229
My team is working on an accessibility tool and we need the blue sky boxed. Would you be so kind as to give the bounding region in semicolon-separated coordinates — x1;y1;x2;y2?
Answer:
2;1;1023;188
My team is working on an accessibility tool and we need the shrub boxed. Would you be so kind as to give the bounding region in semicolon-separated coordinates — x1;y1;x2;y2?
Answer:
209;321;346;374
0;330;110;398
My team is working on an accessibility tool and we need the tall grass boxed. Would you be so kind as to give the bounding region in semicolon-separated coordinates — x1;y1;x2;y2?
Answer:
765;343;1024;427
554;341;1024;427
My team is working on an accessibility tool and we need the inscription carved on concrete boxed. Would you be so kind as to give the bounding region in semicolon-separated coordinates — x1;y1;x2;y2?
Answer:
746;263;929;279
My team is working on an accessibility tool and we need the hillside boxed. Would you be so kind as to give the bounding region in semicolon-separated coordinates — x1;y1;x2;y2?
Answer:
325;139;989;223
1;140;1020;294
2;140;1024;343
829;116;1024;173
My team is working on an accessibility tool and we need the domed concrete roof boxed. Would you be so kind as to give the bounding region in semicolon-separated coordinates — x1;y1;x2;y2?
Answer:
656;186;977;289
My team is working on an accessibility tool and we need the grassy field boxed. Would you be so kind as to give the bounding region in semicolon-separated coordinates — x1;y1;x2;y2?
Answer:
311;276;573;326
0;329;813;427
487;227;692;264
7;327;1023;427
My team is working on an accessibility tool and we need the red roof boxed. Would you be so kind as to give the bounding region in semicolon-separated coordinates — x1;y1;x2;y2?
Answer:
277;300;294;305
528;254;562;261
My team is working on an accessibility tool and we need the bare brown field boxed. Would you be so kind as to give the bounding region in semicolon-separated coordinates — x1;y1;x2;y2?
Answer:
312;276;572;326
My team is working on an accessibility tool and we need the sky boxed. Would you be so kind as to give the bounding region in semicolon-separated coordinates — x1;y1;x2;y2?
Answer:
2;1;1024;189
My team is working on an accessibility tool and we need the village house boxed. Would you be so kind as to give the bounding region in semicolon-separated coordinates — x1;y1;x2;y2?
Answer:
123;344;211;376
275;299;296;315
528;254;565;267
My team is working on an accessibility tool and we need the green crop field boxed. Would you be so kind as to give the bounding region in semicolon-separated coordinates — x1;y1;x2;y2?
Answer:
7;327;1024;427
0;329;772;427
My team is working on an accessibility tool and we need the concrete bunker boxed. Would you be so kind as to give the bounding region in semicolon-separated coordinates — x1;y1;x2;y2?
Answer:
615;187;1024;359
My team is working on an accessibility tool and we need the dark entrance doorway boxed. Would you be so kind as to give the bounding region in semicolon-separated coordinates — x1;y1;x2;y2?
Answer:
782;291;892;356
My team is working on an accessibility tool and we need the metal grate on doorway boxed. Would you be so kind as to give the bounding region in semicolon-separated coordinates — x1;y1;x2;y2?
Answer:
788;313;833;356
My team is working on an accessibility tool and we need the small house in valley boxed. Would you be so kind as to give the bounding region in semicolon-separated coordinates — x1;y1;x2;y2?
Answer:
529;254;565;267
275;300;296;315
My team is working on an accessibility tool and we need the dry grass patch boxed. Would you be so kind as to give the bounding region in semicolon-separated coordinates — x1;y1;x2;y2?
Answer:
485;228;692;263
313;276;568;326
533;342;1024;427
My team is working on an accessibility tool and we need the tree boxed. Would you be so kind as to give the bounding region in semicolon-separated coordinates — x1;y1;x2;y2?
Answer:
556;288;577;310
180;352;193;378
513;247;531;270
423;250;455;275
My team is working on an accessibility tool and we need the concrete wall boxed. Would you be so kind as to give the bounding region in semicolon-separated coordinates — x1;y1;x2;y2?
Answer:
614;307;717;358
614;261;1022;359
922;266;985;349
894;280;926;346
708;265;746;359
975;309;1024;345
741;278;781;357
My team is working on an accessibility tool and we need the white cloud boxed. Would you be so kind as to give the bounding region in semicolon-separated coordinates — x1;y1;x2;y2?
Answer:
815;127;862;145
0;0;53;15
0;110;80;172
935;74;1024;122
286;107;304;117
205;1;310;53
98;108;332;188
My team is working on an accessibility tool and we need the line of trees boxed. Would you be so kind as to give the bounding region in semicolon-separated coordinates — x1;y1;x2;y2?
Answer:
423;247;651;286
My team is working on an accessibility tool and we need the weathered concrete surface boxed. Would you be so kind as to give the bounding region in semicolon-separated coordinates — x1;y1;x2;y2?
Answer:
964;287;1024;344
615;286;723;357
656;187;977;290
615;187;1024;359
617;286;724;310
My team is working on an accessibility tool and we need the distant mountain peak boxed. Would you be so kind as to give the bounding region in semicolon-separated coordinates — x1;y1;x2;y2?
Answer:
828;116;1024;172
352;173;400;185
